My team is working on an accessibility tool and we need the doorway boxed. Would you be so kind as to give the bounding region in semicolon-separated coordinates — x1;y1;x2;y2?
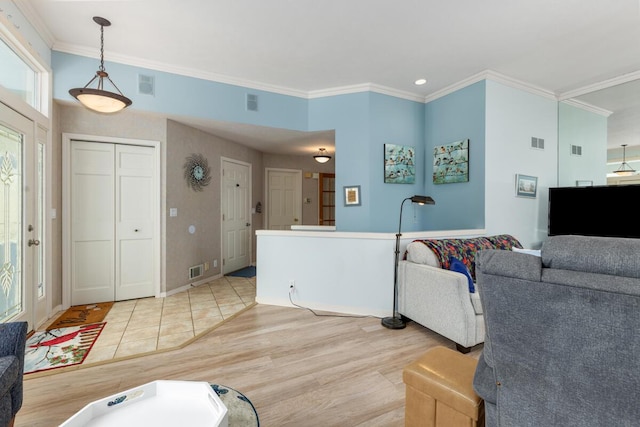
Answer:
221;158;252;274
266;168;302;230
0;102;46;330
318;173;335;225
63;134;160;307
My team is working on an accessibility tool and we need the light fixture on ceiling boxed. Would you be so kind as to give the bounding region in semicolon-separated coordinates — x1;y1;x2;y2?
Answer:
314;148;332;163
614;144;636;176
414;78;427;86
69;16;132;113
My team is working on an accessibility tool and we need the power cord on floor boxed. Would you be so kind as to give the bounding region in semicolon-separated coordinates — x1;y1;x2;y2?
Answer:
288;287;378;319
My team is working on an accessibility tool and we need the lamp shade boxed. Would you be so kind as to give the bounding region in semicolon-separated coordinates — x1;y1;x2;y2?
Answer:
314;148;332;163
70;87;132;113
410;195;435;205
69;17;132;114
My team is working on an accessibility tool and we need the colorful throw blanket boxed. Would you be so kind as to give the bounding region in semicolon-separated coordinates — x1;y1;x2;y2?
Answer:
415;234;522;281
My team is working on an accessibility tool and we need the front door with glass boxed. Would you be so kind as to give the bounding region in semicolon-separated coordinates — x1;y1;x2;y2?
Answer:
0;102;43;330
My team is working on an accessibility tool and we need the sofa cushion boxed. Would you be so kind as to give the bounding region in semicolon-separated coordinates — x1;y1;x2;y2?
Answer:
449;256;476;293
406;241;440;267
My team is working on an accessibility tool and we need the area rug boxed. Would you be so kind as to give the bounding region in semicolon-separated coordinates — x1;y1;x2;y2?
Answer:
210;384;259;426
24;322;106;375
226;266;256;278
46;302;113;330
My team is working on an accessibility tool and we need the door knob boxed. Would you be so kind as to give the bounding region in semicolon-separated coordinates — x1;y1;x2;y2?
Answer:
28;239;40;247
246;223;251;227
294;218;299;222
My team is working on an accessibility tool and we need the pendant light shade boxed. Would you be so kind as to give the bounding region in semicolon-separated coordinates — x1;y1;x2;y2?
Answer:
69;16;132;113
614;144;636;176
314;148;332;163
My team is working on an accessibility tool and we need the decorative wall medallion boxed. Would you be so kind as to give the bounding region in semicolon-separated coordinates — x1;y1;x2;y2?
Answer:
183;153;211;191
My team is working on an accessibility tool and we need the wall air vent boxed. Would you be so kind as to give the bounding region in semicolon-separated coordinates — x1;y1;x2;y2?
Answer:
246;93;258;111
531;137;545;149
571;145;583;156
189;264;203;280
138;74;155;96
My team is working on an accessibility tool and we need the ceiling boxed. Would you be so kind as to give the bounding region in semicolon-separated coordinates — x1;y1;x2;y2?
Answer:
15;0;640;155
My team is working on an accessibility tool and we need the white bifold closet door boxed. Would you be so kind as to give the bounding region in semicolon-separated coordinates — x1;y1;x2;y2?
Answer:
70;140;155;305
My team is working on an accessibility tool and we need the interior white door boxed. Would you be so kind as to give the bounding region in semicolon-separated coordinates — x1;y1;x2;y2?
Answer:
267;169;301;230
115;144;155;300
70;141;115;304
70;141;156;305
0;102;37;329
222;159;251;274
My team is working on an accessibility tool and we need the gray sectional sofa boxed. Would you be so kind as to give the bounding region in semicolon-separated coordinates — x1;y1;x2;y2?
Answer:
473;234;640;426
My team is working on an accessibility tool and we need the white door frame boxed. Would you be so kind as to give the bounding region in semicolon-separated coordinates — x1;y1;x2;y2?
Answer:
220;157;252;273
264;168;302;230
62;133;161;309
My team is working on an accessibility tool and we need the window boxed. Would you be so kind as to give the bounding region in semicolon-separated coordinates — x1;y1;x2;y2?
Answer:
0;38;39;110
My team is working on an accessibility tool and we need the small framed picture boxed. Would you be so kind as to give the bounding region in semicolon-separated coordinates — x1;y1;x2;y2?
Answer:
516;174;538;198
344;185;361;206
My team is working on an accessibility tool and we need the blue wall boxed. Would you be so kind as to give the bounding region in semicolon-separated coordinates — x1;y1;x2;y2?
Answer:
53;52;309;131
424;81;486;230
54;51;429;232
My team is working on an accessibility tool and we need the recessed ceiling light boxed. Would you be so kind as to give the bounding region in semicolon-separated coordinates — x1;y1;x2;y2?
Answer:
414;78;427;86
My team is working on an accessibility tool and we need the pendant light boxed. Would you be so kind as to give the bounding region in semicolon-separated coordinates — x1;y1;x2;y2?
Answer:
314;148;332;163
69;16;132;113
614;144;636;176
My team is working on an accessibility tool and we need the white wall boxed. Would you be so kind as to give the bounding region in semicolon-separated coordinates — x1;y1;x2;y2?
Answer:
485;80;559;248
256;229;485;317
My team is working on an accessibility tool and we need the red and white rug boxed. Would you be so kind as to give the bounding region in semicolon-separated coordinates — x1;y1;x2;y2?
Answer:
24;322;106;375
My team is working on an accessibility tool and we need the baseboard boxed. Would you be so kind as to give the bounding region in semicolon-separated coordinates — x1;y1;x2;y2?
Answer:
256;296;388;319
160;273;223;297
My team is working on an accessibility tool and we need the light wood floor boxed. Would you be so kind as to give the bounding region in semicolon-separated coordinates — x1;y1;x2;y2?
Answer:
19;304;483;427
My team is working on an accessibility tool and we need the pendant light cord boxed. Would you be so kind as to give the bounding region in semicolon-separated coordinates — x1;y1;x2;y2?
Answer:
99;23;105;73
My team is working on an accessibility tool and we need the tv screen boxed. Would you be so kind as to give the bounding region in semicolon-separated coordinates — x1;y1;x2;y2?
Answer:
548;184;640;238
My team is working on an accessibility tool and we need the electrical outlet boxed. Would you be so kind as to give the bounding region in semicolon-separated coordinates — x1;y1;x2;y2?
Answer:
213;259;218;268
289;279;295;290
204;262;210;271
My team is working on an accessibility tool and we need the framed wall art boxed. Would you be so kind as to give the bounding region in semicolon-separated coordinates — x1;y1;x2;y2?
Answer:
516;174;538;198
343;185;361;206
433;139;469;184
384;144;415;184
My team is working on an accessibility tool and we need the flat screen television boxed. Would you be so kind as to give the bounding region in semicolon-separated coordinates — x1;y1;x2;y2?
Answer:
548;184;640;238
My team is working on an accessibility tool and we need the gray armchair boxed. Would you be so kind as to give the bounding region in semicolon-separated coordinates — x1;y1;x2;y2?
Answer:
0;322;27;427
473;235;640;426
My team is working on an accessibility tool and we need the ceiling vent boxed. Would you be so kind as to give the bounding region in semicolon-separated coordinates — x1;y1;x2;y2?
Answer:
246;93;258;111
138;74;155;96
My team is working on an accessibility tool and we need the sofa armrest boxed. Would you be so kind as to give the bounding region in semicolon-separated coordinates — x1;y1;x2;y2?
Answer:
398;261;482;347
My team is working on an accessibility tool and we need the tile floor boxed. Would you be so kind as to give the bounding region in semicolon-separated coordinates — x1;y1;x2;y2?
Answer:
44;275;256;365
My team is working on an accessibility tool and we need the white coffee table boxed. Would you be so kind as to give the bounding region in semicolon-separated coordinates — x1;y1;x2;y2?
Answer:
60;380;228;427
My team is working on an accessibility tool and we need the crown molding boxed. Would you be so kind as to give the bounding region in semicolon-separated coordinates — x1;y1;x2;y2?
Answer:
423;70;557;104
53;43;311;99
12;0;55;47
560;98;613;117
558;70;640;101
56;42;428;102
308;83;425;102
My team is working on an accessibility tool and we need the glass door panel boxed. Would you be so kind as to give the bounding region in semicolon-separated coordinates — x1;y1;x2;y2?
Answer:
0;123;23;322
0;102;34;328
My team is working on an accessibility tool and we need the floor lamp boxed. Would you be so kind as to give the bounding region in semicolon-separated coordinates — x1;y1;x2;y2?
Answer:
381;195;435;329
